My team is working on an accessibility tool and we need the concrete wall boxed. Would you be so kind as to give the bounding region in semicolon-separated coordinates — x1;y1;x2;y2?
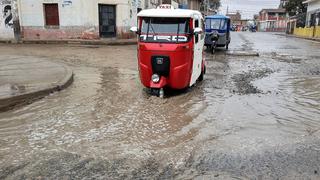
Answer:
294;26;314;38
0;0;14;39
19;0;147;40
316;25;320;38
294;26;320;38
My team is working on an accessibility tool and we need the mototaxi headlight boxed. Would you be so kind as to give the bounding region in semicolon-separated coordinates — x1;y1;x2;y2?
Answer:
151;74;160;83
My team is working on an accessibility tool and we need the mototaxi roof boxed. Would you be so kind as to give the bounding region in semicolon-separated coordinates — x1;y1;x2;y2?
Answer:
137;8;202;18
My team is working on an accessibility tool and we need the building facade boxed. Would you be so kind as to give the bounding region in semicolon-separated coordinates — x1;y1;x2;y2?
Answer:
226;12;241;24
18;0;155;40
227;12;251;31
2;0;202;41
258;8;288;32
304;0;320;27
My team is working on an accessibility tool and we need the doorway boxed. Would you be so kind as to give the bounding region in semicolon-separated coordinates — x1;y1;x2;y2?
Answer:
99;5;116;38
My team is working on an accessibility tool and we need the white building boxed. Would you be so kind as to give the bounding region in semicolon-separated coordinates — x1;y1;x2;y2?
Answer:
304;0;320;27
2;0;203;40
18;0;156;40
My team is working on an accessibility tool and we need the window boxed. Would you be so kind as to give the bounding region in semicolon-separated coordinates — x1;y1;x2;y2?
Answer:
140;17;190;43
206;19;227;30
195;19;199;43
201;19;205;40
141;18;190;34
211;19;221;29
278;13;286;17
44;4;59;26
195;19;199;28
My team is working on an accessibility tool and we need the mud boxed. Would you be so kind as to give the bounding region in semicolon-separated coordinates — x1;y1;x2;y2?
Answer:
0;32;320;179
232;69;273;94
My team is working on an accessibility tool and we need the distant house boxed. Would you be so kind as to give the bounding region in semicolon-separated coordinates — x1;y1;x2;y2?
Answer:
303;0;320;27
258;8;289;32
286;0;320;38
226;12;241;24
226;12;249;30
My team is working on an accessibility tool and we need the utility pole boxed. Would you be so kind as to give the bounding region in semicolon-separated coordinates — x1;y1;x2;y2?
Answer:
206;0;209;15
12;0;21;42
226;5;229;15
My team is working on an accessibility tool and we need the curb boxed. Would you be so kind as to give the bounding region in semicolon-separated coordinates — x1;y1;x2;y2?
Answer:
0;63;74;112
276;34;320;42
0;39;137;46
0;40;13;44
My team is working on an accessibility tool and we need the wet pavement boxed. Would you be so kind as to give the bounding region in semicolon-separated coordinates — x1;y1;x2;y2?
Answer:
0;32;320;179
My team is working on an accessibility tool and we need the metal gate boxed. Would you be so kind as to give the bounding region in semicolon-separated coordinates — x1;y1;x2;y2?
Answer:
99;5;116;38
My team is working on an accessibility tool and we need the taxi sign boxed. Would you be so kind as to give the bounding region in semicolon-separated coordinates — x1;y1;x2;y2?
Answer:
157;4;174;9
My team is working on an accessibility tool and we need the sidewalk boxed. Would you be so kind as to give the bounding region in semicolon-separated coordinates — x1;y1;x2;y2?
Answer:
0;56;73;111
276;33;320;42
0;38;137;45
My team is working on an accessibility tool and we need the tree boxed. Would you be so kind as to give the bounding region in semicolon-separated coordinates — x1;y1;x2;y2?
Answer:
284;0;307;16
200;0;220;14
209;0;220;10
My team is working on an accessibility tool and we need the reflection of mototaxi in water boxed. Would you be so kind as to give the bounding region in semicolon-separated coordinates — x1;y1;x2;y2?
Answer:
204;15;231;53
131;5;205;98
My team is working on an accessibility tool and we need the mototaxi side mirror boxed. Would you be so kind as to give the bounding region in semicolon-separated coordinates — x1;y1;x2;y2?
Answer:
193;27;203;35
130;26;140;34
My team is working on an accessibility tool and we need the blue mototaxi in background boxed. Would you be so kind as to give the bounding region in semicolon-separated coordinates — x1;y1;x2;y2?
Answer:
204;15;231;52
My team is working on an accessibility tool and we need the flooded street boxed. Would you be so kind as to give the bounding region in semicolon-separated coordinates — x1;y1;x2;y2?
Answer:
0;32;320;179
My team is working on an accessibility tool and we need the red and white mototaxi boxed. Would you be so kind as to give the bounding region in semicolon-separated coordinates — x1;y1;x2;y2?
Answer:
131;5;206;98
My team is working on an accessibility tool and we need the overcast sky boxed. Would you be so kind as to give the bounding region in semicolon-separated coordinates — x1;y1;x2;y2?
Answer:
219;0;280;19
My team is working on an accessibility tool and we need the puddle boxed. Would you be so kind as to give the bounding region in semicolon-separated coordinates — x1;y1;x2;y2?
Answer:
0;35;320;178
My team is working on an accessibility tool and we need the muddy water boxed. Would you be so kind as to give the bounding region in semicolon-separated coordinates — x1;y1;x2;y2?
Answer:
0;33;320;178
0;65;202;165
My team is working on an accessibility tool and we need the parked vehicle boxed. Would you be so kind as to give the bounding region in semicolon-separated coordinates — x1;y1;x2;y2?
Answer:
130;5;205;98
250;25;257;32
204;15;231;53
230;25;237;31
242;26;248;31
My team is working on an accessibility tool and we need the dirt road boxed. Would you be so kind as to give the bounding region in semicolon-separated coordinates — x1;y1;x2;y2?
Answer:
0;32;320;179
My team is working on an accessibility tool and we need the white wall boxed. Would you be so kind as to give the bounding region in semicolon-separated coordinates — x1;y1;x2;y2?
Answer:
0;0;14;39
308;0;320;12
19;0;142;36
306;0;320;26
